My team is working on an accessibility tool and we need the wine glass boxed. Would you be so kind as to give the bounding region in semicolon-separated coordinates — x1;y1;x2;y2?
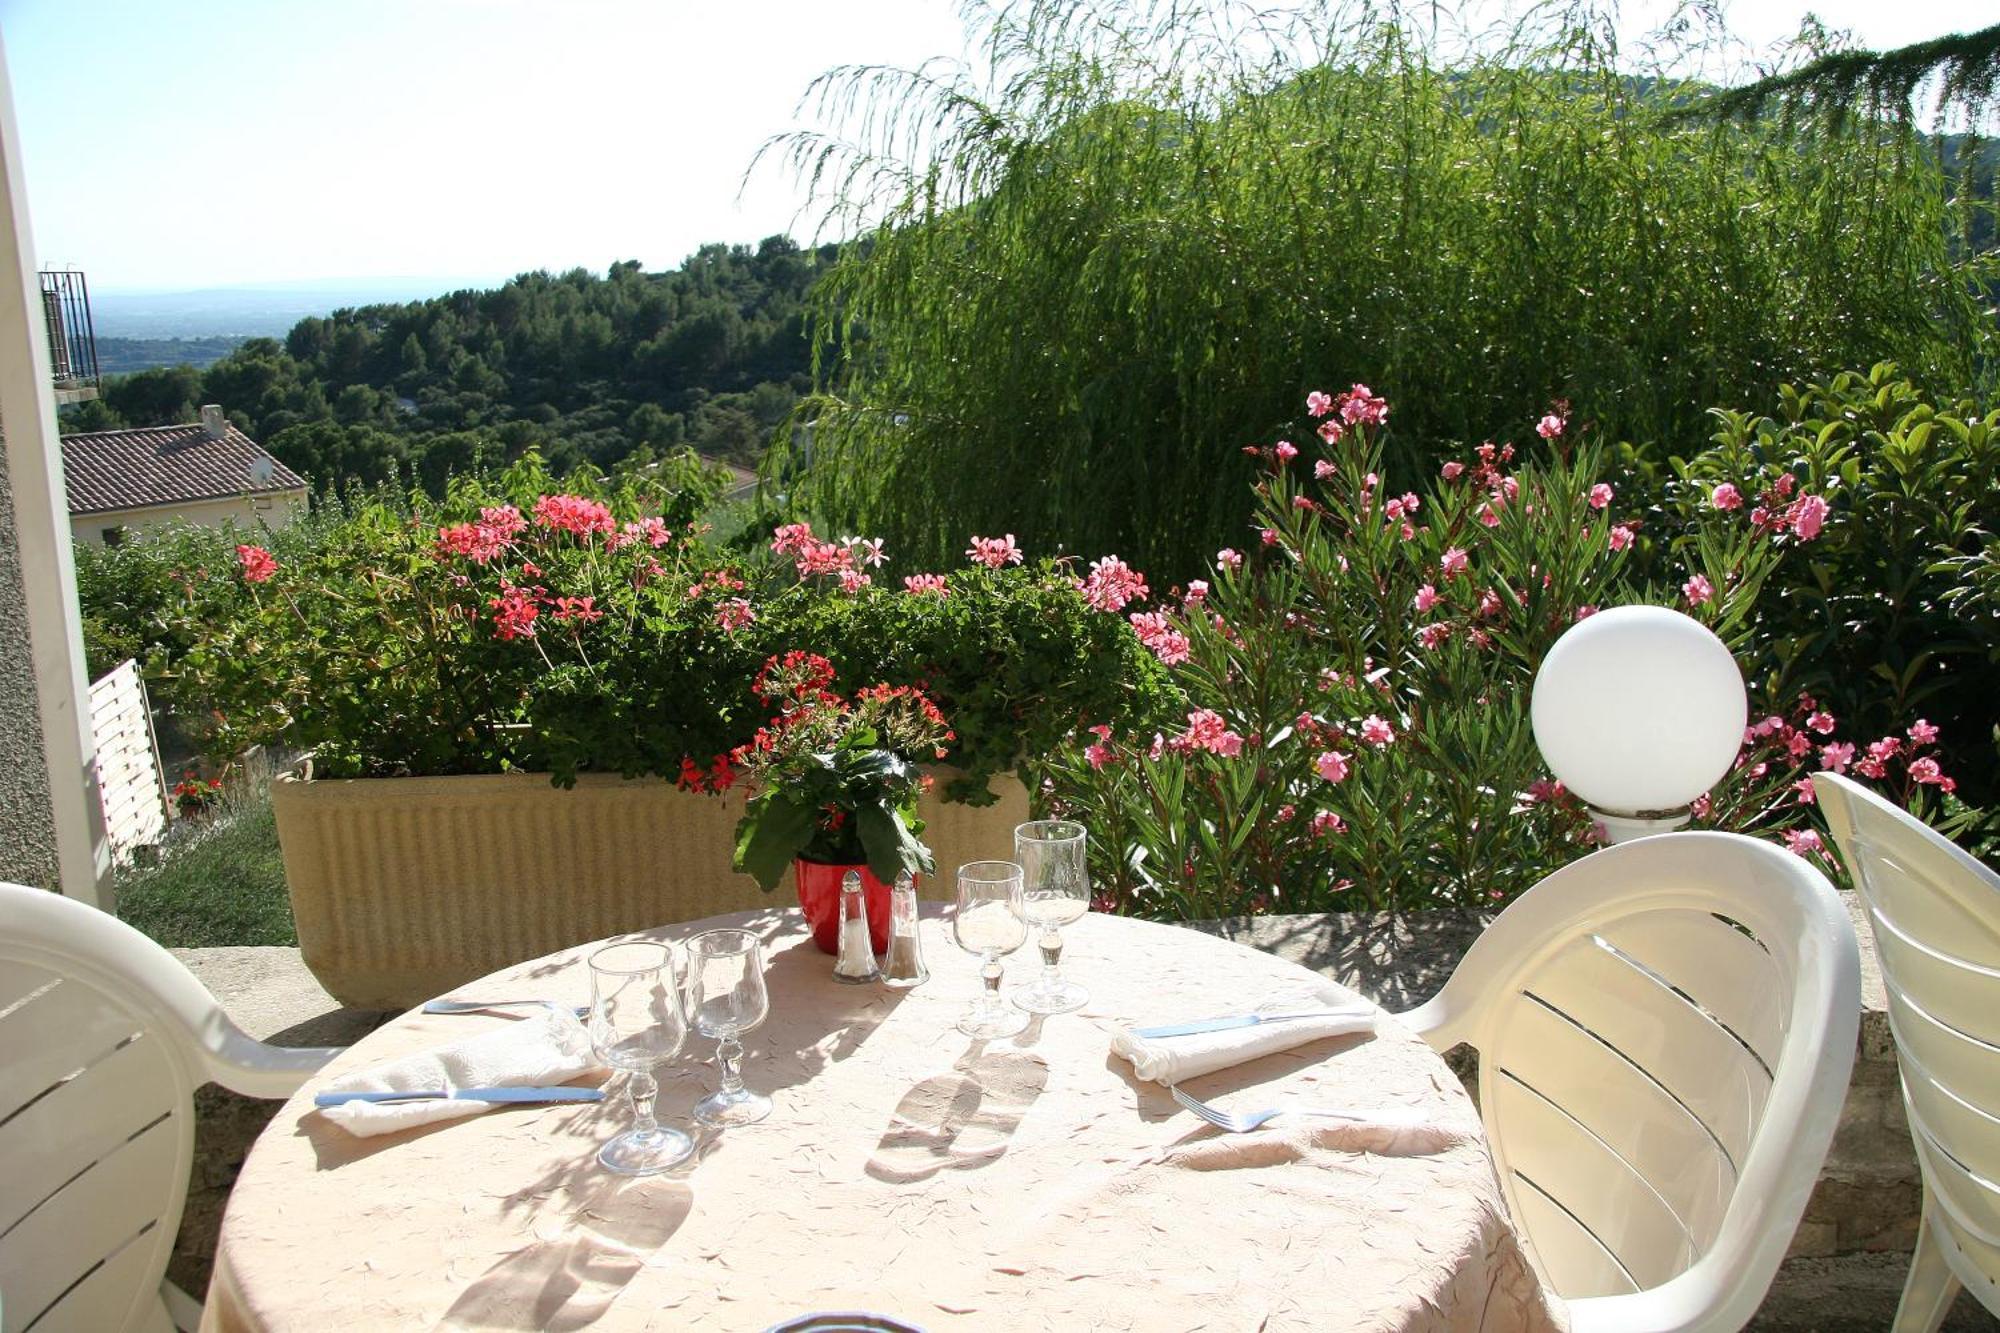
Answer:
952;860;1029;1038
587;940;694;1175
688;928;772;1128
1011;819;1090;1014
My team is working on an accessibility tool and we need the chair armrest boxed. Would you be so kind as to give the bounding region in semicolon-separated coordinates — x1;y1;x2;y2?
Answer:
202;1023;344;1099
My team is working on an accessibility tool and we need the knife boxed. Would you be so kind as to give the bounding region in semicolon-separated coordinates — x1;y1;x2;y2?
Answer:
313;1086;605;1107
1132;1010;1369;1039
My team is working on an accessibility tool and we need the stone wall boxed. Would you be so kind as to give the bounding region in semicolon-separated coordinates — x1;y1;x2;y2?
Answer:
0;435;61;889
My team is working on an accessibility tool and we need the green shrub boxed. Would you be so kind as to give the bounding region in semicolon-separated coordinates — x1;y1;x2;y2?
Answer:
768;3;1988;581
1661;363;2000;808
163;454;1164;798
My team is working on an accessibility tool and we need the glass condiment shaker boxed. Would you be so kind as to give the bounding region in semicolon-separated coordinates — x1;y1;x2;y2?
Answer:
881;870;928;989
832;870;882;984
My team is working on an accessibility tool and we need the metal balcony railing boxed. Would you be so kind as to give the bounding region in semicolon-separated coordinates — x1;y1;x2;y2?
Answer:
40;269;99;400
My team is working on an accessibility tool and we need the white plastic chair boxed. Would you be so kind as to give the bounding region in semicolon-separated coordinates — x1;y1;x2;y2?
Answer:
1402;831;1860;1332
1816;772;2000;1331
0;882;342;1333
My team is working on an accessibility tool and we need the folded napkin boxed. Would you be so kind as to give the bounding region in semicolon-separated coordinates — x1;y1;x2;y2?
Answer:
1110;984;1376;1084
316;1006;599;1137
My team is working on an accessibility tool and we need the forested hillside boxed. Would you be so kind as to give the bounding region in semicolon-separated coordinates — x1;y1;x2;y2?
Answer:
62;236;825;492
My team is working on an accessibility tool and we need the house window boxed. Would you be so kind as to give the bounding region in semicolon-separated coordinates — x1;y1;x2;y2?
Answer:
101;526;126;547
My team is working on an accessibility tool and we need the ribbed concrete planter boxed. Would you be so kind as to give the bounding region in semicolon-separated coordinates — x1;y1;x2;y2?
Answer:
272;769;1029;1009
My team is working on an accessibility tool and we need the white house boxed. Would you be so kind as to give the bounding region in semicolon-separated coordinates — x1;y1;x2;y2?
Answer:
62;404;307;546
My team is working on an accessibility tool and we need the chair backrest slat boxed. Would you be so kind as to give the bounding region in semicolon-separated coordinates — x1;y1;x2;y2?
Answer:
0;973;149;1125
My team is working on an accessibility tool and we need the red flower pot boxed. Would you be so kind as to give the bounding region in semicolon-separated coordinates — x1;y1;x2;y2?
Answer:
794;859;898;955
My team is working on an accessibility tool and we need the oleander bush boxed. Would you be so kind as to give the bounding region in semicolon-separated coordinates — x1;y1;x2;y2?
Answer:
160;453;1166;799
1042;384;1993;918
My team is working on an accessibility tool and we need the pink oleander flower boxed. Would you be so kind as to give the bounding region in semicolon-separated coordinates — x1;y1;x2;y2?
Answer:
1793;777;1817;805
1314;459;1337;480
1820;741;1855;774
1868;736;1903;762
1712;483;1743;511
1339;384;1389;426
965;534;1024;569
837;569;872;594
1216;548;1243;571
1182;709;1244;758
1477;504;1500;528
1359;715;1395;747
1909;719;1939;746
1184;580;1209;605
1440;461;1465;481
1274;440;1298;464
1588;483;1613;510
1314;749;1351;783
1854;755;1887;779
1414;583;1441;613
1575;604;1598;621
1260;528;1279;547
1306;390;1334;418
1683;574;1713;606
1416;622;1452;650
1536;413;1565;440
1440;547;1469;578
1524;777;1565;804
1608;524;1635;552
1085;742;1116;771
714;598;756;632
532;494;616;538
904;573;949;597
1317;418;1345;446
236;544;277;583
1788;731;1813;758
1807;711;1836;736
1909;757;1945;785
1310;810;1346;837
1077;555;1149;612
1789;494;1830;542
1783;828;1824;859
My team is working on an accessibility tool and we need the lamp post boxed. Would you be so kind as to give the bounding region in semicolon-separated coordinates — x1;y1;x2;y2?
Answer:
1529;605;1747;844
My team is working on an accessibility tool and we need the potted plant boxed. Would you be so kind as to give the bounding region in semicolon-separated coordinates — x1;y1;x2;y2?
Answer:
729;651;952;953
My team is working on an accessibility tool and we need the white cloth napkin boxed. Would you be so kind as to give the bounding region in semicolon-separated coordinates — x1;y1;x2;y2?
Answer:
1111;984;1377;1084
316;1006;599;1137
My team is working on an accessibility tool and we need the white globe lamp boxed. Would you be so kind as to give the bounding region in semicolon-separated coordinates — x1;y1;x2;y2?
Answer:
1530;605;1747;843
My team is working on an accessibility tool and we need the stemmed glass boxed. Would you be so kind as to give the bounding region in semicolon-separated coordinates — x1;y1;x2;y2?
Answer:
688;928;772;1128
1011;819;1090;1014
952;860;1029;1038
587;940;694;1175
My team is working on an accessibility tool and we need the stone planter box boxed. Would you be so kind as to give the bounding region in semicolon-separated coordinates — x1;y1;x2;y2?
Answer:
272;769;1029;1009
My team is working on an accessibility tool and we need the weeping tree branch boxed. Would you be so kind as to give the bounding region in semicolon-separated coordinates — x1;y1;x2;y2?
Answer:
1687;22;2000;129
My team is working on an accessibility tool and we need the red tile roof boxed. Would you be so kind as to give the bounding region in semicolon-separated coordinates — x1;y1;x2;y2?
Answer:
60;423;307;516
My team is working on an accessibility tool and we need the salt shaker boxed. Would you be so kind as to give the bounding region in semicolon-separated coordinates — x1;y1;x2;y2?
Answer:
832;870;882;984
881;870;928;989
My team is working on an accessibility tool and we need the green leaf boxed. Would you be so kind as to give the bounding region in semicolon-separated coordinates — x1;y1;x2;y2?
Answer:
733;794;819;891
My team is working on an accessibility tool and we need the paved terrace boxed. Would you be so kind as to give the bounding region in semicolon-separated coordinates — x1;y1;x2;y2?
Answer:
173;894;1994;1330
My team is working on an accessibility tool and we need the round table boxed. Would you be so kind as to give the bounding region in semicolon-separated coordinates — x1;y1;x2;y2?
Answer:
203;908;1561;1331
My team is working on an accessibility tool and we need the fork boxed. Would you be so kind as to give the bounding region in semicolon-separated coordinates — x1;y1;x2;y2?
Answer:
1169;1084;1429;1134
422;998;591;1018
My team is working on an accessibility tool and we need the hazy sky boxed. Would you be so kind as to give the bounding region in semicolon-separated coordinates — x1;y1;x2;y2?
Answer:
2;0;1990;292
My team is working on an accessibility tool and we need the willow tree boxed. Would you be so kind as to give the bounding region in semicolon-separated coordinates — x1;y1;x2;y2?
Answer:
763;0;1990;579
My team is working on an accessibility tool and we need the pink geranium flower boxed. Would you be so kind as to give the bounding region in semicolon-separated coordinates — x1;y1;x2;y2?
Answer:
965;534;1024;569
532;494;616;538
903;573;950;597
1077;556;1148;612
236;544;278;583
714;598;757;632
